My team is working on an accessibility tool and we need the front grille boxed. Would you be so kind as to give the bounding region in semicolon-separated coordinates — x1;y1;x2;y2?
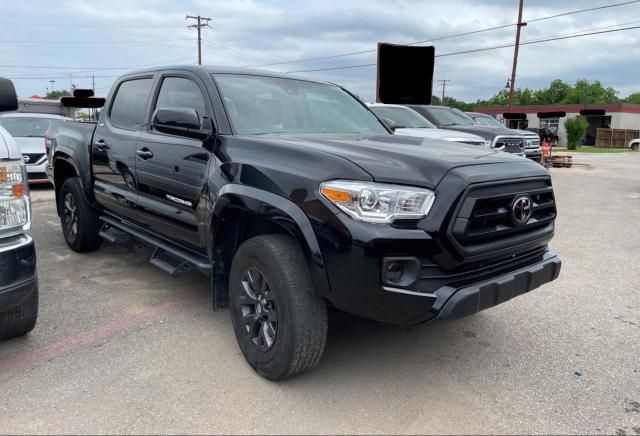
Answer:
22;153;45;165
494;137;524;154
524;136;541;149
450;178;556;251
455;140;484;147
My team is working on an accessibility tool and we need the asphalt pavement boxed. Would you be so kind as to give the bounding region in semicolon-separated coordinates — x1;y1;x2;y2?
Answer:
1;153;639;435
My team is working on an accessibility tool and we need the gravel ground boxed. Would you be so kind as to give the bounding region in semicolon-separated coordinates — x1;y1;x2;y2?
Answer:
1;153;639;435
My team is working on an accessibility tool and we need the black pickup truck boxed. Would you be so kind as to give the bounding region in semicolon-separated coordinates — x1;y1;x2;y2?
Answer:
47;65;561;380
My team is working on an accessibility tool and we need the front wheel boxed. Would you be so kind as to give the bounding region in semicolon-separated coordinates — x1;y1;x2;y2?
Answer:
0;285;38;340
632;143;639;151
59;177;102;252
229;235;328;380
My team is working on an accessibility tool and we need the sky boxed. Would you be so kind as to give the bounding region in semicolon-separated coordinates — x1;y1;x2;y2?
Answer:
1;0;639;102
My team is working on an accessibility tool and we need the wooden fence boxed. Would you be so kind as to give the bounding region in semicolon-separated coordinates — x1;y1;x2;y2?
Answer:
596;128;640;148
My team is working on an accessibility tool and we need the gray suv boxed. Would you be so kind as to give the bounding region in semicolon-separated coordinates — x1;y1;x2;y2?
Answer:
408;105;529;158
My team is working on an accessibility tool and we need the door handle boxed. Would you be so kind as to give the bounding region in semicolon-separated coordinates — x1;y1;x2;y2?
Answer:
94;139;109;151
136;148;154;159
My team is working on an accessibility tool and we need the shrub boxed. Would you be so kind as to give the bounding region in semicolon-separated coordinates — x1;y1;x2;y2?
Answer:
564;116;589;150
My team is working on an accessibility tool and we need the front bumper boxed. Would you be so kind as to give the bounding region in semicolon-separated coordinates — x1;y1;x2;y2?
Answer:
525;148;542;161
26;160;49;184
0;234;38;311
415;252;560;325
318;215;561;326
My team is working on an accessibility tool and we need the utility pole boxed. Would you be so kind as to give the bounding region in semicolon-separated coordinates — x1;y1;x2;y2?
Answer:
507;0;527;112
92;75;95;92
49;80;56;93
438;79;451;103
186;14;212;65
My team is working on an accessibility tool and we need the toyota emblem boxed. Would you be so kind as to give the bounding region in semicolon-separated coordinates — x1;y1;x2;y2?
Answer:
22;155;30;163
511;195;532;226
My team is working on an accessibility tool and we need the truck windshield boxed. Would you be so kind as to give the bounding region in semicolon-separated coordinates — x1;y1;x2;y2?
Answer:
369;106;436;129
214;74;388;136
0;117;53;137
426;107;477;127
472;115;503;128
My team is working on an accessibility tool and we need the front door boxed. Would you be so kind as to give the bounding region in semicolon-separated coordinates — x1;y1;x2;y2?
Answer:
92;76;154;222
134;74;213;251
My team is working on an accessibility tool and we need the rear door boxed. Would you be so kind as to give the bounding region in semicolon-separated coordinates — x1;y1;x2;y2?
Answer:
92;75;154;221
134;72;213;251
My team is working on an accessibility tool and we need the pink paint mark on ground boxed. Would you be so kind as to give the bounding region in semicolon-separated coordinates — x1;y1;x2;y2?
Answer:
0;300;190;374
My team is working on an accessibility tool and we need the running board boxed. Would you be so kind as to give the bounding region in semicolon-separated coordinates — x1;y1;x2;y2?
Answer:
150;247;193;278
98;223;132;244
99;215;212;274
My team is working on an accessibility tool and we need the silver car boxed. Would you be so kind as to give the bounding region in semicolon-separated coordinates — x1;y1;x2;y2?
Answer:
0;113;73;184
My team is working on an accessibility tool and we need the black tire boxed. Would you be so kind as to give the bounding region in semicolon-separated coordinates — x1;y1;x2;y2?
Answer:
229;235;327;380
59;177;102;252
632;143;639;151
0;285;38;340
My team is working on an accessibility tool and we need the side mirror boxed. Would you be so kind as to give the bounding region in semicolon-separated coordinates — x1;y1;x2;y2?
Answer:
382;117;396;133
151;107;211;140
0;78;18;112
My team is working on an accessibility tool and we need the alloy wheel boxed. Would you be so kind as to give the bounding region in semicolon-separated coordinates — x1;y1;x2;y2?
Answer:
238;267;278;352
63;192;78;240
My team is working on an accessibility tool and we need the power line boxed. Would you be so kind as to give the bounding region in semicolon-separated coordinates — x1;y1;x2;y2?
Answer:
528;0;640;23
285;24;640;73
0;21;183;29
0;39;195;45
245;0;640;68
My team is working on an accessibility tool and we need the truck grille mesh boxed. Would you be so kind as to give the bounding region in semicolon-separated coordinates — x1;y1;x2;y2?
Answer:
450;179;556;248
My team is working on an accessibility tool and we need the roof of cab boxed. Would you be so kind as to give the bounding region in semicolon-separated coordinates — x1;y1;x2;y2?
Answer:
119;64;326;84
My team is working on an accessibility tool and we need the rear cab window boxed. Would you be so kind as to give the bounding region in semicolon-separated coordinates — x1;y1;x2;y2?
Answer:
109;78;154;130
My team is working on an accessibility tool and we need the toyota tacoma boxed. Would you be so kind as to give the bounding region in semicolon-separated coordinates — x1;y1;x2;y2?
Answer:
47;66;561;380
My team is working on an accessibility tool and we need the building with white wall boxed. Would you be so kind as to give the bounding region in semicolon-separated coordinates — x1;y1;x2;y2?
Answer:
473;103;640;146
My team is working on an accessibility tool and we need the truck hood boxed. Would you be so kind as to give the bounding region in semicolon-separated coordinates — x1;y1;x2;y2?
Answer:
11;136;45;154
394;127;485;142
256;133;536;188
438;125;524;140
0;126;21;160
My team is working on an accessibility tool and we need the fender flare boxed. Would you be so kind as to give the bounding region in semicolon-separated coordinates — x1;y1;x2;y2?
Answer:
211;184;331;297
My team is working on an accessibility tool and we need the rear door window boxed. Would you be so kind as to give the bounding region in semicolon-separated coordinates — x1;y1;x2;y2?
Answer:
109;78;154;130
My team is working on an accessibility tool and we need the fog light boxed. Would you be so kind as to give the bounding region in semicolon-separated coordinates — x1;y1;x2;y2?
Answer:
386;262;403;282
381;257;420;288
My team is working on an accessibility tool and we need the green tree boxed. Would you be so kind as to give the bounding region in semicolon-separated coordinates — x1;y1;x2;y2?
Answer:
533;79;571;104
624;92;640;104
45;89;70;100
563;80;619;104
564;116;589;150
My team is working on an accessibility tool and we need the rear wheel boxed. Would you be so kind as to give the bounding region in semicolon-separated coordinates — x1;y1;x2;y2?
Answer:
0;285;38;340
632;143;639;151
229;235;327;380
59;177;102;252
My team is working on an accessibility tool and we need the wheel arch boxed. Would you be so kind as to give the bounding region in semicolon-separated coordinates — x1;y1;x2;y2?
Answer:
209;185;331;310
52;155;80;215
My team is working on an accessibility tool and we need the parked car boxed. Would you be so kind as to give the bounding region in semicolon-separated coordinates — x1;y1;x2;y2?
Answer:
407;105;526;157
0;113;72;184
0;78;38;340
467;112;542;162
368;104;489;147
628;138;639;151
48;66;561;380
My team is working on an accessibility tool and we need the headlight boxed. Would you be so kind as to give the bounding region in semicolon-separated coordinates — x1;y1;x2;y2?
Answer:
320;180;435;223
0;163;31;235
